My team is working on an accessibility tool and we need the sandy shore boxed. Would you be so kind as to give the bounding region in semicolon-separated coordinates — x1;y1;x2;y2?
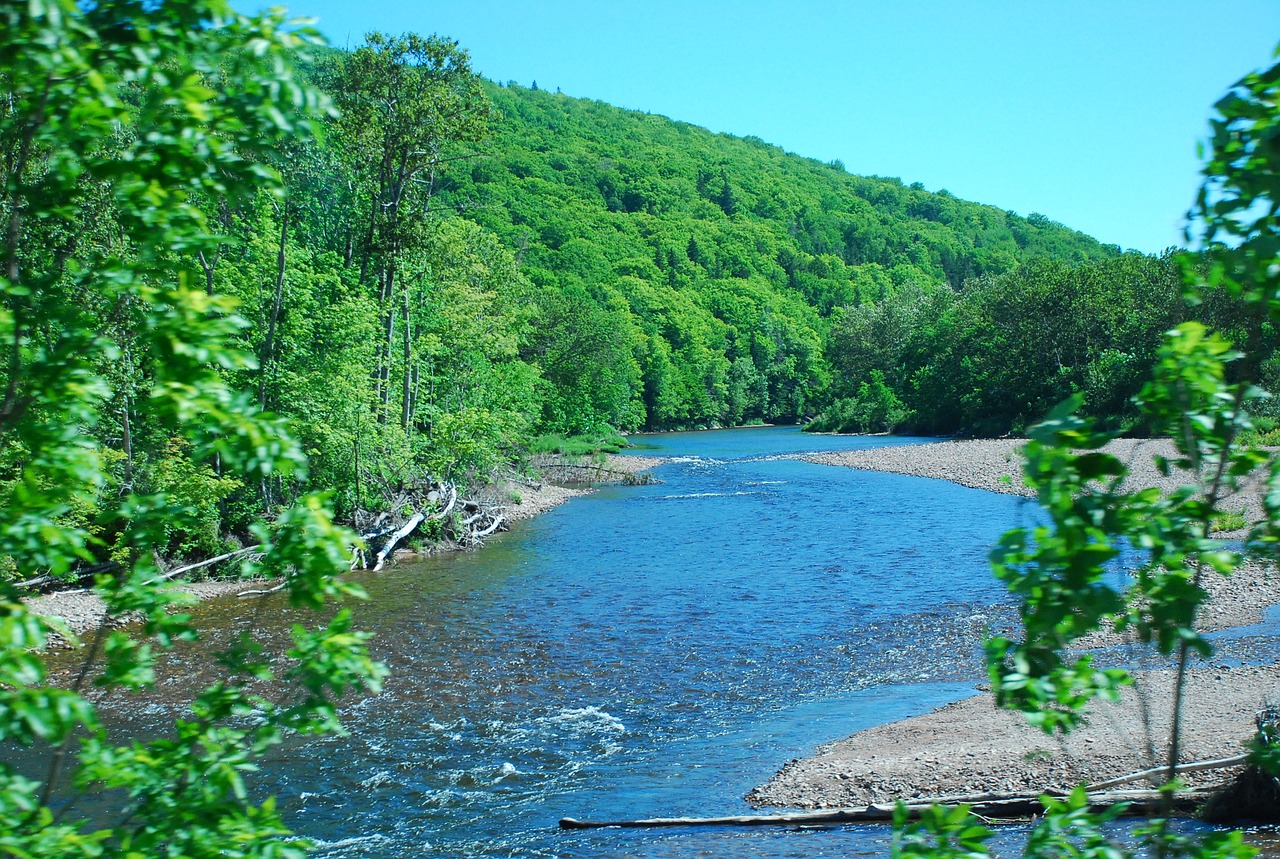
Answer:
802;438;1267;538
25;453;668;638
753;437;1280;810
750;666;1279;809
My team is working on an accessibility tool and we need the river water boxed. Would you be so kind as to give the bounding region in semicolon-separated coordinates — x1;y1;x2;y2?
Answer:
212;425;1042;858
89;428;1049;855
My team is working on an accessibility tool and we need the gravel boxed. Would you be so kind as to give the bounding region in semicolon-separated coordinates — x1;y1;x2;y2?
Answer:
750;667;1279;809
752;437;1280;810
802;438;1266;538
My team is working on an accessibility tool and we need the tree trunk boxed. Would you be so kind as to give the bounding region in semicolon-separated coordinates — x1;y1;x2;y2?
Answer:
196;245;221;296
401;273;412;430
120;395;133;489
259;202;288;411
375;266;395;422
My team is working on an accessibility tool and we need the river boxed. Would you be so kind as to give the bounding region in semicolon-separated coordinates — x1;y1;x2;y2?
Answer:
84;427;1050;855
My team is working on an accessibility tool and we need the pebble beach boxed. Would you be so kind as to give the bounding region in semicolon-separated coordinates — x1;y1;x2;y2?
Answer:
753;437;1280;810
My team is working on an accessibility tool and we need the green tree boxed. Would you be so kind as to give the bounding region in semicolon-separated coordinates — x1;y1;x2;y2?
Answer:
321;32;492;427
0;3;384;856
901;46;1280;859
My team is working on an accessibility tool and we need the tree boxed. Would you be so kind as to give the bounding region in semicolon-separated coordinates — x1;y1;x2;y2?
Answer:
0;3;384;856
321;32;492;428
898;47;1280;859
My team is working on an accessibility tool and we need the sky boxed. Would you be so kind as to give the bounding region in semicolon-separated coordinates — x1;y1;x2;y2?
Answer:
250;1;1280;254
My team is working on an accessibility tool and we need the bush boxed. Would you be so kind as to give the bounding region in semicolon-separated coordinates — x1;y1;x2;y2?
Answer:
808;371;912;433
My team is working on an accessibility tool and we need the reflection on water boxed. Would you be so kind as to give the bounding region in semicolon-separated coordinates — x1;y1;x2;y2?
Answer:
77;427;1047;856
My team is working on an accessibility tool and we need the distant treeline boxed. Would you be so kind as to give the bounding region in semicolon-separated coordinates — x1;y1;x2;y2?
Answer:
440;80;1119;433
811;252;1277;436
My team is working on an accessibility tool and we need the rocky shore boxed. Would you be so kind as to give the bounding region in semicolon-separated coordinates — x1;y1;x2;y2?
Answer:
755;437;1280;810
25;453;667;638
801;438;1267;537
750;666;1278;809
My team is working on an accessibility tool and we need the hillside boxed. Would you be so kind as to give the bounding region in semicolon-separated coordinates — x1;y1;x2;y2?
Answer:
0;28;1160;590
438;82;1119;431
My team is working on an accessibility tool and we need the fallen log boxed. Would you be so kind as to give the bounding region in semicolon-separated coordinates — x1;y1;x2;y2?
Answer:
472;514;506;539
345;478;518;567
15;561;119;591
144;546;260;585
236;581;287;598
429;483;458;520
372;511;426;572
558;787;1217;830
460;513;506;546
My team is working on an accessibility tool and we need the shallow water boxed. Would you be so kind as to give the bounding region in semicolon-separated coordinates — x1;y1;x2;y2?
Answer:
212;426;1045;857
75;428;1059;855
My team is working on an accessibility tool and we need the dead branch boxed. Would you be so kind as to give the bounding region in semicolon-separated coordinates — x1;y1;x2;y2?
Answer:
428;483;458;520
236;581;287;598
144;546;260;585
471;514;506;539
1085;754;1249;792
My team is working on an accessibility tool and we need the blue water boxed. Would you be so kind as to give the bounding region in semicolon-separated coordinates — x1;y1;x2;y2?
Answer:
93;427;1046;856
215;427;1039;857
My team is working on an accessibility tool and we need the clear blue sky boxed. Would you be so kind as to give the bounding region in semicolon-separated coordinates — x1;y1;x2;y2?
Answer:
253;1;1280;254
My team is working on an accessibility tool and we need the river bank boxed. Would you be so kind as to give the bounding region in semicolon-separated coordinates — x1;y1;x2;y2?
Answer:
750;665;1278;808
800;438;1267;536
25;453;667;638
755;437;1280;810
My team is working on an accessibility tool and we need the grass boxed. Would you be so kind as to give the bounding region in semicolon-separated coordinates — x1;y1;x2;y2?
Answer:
528;431;629;456
1211;511;1248;533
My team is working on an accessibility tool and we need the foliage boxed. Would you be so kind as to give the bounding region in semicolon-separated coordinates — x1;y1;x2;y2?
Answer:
893;802;994;859
820;253;1198;436
442;81;1117;432
808;369;912;433
893;789;1140;859
1210;510;1248;533
896;45;1280;859
146;437;242;558
0;3;385;856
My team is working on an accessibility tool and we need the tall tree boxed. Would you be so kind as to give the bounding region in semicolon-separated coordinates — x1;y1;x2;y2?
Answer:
321;33;492;428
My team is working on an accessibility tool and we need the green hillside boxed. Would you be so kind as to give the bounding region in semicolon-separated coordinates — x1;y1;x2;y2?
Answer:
0;27;1173;579
438;81;1120;431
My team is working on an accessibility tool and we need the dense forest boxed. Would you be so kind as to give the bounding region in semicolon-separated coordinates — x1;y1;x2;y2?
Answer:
441;80;1118;433
5;25;1253;568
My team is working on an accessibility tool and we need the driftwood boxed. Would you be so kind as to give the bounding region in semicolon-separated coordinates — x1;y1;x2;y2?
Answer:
372;512;426;571
459;513;505;547
15;548;261;593
559;787;1218;830
236;581;287;598
15;561;118;591
348;479;510;570
144;546;260;585
1085;754;1250;792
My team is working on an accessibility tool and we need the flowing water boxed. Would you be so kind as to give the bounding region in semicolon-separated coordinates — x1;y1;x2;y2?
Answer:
58;427;1195;855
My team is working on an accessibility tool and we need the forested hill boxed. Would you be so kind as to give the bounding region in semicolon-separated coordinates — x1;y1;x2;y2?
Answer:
1;27;1165;578
436;81;1119;431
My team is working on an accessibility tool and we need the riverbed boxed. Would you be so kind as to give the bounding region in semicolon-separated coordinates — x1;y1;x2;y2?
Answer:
58;426;1240;857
